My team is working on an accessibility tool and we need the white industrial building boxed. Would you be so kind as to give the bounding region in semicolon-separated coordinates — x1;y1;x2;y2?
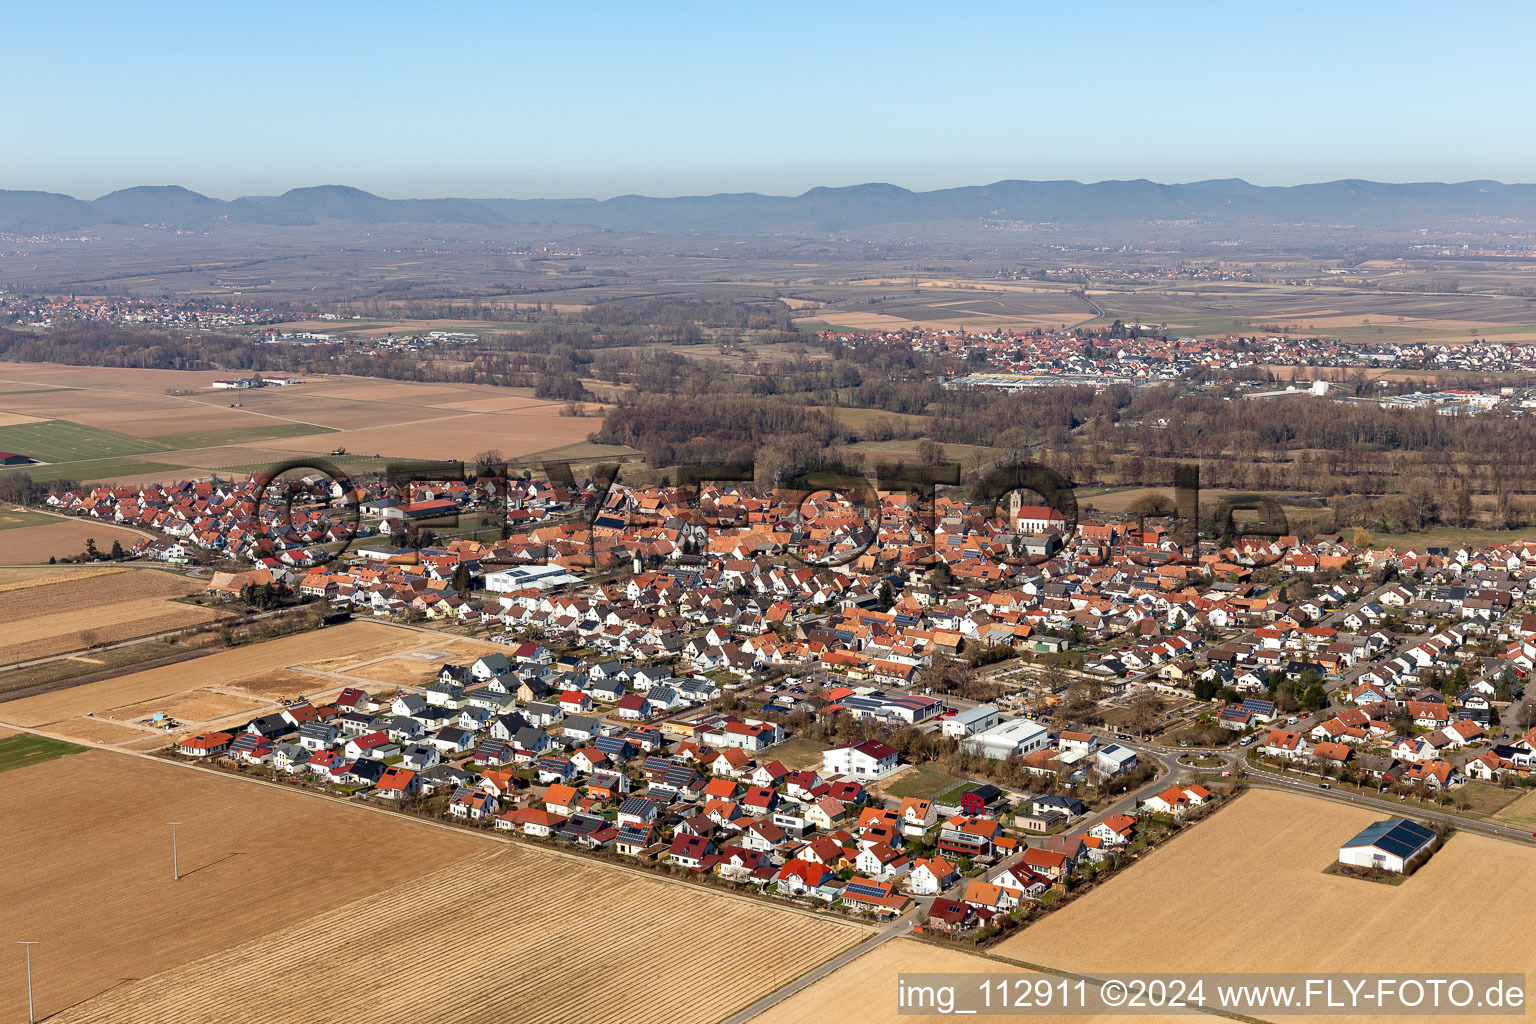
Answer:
1095;744;1139;776
1338;818;1437;873
941;704;1000;738
483;564;581;593
962;717;1049;761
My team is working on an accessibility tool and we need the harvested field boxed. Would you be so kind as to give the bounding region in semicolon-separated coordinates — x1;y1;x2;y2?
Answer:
263;409;599;461
172;443;324;469
0;620;426;727
227;667;339;700
0;751;484;1023
296;380;480;404
0;569;224;664
0;519;150;563
101;687;269;726
56;404;280;439
0;565;123;591
432;393;558;414
997;789;1536;1019
47;715;157;745
0;364;603;484
759;938;1175;1024
346;656;452;687
53;839;866;1024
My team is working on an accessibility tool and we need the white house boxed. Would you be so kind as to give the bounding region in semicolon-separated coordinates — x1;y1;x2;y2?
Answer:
822;739;901;780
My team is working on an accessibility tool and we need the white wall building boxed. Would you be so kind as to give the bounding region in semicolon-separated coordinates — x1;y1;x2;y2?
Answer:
962;717;1049;761
941;704;1000;738
1338;818;1436;873
822;739;901;779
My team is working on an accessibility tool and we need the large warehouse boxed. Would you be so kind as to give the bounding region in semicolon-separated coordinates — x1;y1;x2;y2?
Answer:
1337;818;1437;873
962;717;1049;761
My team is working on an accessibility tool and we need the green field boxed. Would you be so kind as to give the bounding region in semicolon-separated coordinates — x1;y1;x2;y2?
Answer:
1491;789;1536;829
147;423;336;449
0;387;80;396
882;761;972;799
0;419;171;463
0;458;185;483
0;507;55;530
0;732;86;773
1370;527;1536;553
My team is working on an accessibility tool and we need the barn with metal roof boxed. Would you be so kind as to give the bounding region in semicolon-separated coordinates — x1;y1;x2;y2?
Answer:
1338;818;1437;873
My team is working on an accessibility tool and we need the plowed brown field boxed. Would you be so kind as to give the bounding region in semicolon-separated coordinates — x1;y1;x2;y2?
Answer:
52;842;864;1024
0;750;484;1023
0;568;223;664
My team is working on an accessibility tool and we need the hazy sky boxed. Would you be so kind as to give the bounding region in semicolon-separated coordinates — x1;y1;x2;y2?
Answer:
7;1;1535;199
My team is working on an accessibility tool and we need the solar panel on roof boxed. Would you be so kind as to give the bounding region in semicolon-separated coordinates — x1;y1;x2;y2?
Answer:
843;881;888;899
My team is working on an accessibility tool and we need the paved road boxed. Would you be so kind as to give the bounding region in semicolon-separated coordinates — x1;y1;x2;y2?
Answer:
1246;771;1536;846
719;915;912;1024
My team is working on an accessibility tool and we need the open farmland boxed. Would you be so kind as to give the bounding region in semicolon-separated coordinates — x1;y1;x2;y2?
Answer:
0;619;427;727
53;843;865;1024
0;418;170;462
0;506;54;530
0;362;607;484
996;789;1536;1023
0;731;84;772
27;760;867;1024
0;750;485;1023
1490;789;1536;830
758;938;1185;1024
0;567;225;664
0;517;151;562
0;565;124;590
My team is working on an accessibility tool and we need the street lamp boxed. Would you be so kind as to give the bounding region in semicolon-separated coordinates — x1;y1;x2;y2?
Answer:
169;822;181;880
18;942;36;1024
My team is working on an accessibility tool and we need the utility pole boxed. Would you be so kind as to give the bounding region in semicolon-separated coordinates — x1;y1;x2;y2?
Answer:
18;942;37;1024
169;822;181;880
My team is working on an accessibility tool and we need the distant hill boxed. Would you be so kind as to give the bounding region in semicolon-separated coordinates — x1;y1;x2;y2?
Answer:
6;178;1536;237
0;184;511;232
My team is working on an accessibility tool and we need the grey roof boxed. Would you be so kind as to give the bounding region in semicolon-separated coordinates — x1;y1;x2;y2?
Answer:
475;653;513;673
419;764;476;788
514;726;548;749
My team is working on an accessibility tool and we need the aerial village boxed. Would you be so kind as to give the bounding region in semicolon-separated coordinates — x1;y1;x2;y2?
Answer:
40;465;1536;933
822;325;1536;410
